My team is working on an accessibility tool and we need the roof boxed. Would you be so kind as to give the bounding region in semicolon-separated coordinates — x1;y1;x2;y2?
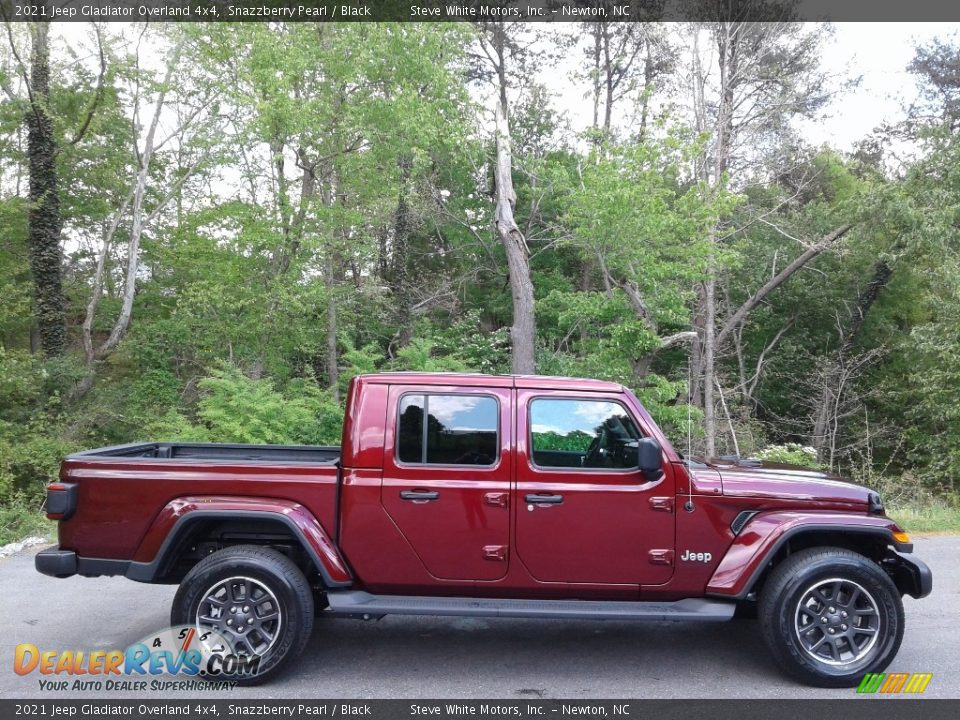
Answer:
357;372;625;393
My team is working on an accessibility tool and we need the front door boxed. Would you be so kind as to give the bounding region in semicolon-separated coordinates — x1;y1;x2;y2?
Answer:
514;391;675;586
381;386;511;581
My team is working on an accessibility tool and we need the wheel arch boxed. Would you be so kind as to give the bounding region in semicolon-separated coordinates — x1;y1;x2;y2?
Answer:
128;496;352;588
707;513;916;601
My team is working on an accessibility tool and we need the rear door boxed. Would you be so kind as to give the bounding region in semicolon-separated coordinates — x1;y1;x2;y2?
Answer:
514;391;675;586
381;385;512;581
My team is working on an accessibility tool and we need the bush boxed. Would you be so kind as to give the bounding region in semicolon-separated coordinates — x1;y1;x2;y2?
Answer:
0;420;76;504
197;365;342;446
0;349;50;423
755;442;822;469
0;498;54;546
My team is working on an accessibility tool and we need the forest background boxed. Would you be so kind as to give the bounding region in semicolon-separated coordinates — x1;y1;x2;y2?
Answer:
2;12;960;543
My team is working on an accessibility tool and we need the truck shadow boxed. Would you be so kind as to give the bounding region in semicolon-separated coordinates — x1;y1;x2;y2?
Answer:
288;615;803;696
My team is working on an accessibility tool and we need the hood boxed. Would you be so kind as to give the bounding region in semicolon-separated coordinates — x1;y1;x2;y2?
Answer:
695;457;875;510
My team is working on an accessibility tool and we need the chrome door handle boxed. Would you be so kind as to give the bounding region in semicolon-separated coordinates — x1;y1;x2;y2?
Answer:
524;494;563;504
400;490;439;501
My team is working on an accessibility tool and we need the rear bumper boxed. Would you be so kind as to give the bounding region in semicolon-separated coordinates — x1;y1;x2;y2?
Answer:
35;547;131;580
35;548;77;578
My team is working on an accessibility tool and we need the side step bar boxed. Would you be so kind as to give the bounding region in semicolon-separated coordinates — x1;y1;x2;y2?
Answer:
326;591;736;622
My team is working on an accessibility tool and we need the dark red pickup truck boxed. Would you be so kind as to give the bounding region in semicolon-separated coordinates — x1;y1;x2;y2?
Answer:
36;372;931;686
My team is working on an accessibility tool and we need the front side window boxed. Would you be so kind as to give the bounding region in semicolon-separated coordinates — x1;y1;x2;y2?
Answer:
397;394;499;466
530;398;641;469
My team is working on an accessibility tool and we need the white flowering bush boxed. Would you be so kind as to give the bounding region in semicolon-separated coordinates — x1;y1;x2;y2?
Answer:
755;443;821;469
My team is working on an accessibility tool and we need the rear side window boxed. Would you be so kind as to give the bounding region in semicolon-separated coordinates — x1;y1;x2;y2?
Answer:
529;398;641;470
397;394;499;466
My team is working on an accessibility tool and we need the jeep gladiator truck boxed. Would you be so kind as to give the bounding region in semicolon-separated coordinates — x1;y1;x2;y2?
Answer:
36;372;931;686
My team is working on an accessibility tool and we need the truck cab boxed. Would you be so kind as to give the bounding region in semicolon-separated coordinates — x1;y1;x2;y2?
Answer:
339;373;677;594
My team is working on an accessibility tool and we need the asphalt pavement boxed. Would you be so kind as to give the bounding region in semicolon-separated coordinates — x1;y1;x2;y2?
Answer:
1;536;956;699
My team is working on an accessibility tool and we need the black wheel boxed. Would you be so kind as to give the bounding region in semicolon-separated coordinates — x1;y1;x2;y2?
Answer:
759;546;904;688
171;545;314;685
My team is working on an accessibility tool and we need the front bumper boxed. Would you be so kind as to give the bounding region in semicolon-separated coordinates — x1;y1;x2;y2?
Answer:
35;547;77;578
886;550;933;599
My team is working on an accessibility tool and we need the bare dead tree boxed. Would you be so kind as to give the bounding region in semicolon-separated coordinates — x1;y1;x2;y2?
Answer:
74;38;204;399
477;22;537;374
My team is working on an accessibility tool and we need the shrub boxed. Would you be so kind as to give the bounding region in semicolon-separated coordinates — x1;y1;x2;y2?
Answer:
755;442;822;469
197;365;342;446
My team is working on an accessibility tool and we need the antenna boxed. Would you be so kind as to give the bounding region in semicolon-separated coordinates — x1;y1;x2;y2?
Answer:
684;353;695;513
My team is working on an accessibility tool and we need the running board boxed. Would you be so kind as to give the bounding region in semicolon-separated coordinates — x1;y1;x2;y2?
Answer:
325;591;736;622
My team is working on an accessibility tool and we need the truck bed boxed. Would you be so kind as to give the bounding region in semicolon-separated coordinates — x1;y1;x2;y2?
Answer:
57;442;342;562
68;442;340;464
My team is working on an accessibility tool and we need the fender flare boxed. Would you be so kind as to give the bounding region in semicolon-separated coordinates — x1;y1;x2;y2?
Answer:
706;511;911;600
127;496;352;587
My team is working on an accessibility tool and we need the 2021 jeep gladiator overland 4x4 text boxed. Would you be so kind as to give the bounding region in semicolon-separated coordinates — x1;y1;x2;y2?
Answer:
36;372;931;686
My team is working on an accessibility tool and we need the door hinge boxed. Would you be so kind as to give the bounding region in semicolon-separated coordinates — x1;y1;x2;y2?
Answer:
484;492;508;508
648;549;674;566
649;496;674;513
483;545;507;562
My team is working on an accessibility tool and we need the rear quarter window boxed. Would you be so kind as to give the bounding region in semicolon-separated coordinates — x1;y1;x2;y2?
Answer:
397;393;499;466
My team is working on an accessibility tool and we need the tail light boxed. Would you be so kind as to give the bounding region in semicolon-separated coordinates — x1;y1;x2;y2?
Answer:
45;482;78;520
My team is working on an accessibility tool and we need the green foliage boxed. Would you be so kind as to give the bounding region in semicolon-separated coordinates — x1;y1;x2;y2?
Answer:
0;348;49;419
562;134;730;326
419;312;511;375
0;350;76;506
0;499;55;545
897;262;960;491
532;430;593;453
0;421;75;504
196;366;342;446
886;503;960;533
2;24;960;541
755;443;823;469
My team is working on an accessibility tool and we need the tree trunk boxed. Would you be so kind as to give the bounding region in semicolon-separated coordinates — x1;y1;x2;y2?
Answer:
390;156;414;348
591;25;602;133
493;98;536;375
602;25;614;136
701;21;737;455
637;48;654;141
703;272;717;457
26;21;67;357
325;257;339;403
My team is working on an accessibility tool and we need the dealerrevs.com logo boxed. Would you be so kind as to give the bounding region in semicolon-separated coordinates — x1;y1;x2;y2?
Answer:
857;672;934;694
13;625;260;691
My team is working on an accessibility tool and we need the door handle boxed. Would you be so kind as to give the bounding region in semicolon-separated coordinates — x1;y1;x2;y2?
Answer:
400;490;439;502
524;493;563;505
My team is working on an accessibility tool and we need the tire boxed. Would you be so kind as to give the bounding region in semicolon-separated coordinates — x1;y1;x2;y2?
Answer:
758;546;904;688
171;545;314;685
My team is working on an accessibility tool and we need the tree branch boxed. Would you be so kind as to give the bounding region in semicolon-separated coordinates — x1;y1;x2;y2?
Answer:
68;23;106;146
717;224;852;347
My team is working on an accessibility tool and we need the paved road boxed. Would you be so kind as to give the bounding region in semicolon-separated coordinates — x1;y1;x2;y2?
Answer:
0;537;956;699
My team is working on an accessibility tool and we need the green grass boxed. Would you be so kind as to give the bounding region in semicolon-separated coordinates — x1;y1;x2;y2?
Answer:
0;503;55;546
886;503;960;533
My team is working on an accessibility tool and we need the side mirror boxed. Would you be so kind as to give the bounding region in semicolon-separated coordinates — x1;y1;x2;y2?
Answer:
637;437;663;479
